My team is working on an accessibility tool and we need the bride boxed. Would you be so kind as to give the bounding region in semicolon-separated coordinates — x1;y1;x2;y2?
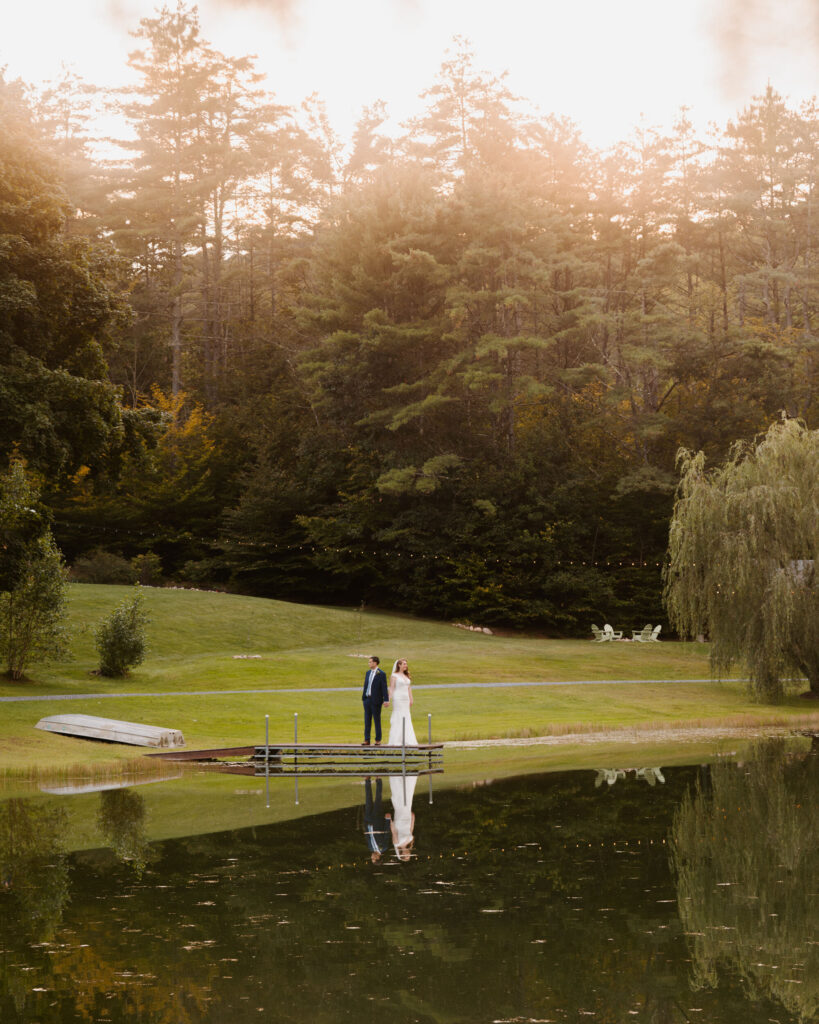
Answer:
387;658;418;746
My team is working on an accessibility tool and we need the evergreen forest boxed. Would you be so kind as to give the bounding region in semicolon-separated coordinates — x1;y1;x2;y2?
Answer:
2;3;817;634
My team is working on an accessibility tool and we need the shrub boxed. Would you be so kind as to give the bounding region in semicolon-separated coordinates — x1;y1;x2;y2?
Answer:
131;552;162;585
71;549;136;585
96;589;149;677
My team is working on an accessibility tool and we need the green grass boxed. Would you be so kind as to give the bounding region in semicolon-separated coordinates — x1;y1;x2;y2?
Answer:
2;584;717;695
1;583;817;778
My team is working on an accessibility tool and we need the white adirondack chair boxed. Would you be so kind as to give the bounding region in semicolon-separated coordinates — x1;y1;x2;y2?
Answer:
647;624;662;641
632;624;652;642
604;623;623;640
590;624;609;642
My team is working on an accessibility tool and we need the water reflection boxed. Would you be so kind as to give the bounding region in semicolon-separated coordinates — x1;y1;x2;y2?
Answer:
670;740;819;1022
0;799;70;942
0;741;815;1023
389;773;417;861
595;766;666;787
361;774;419;863
96;788;150;876
362;777;391;863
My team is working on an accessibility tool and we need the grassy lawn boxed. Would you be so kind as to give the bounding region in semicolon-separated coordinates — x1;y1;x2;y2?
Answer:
2;584;716;694
1;584;817;778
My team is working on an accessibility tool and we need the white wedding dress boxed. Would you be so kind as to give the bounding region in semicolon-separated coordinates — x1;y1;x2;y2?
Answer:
388;673;418;746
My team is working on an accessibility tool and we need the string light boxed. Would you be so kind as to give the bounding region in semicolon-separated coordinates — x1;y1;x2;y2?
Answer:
51;517;666;570
308;836;667;873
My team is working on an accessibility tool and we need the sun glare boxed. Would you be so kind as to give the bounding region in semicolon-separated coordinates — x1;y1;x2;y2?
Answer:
1;0;816;150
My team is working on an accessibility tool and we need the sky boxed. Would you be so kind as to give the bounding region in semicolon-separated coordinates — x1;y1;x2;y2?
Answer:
2;0;818;149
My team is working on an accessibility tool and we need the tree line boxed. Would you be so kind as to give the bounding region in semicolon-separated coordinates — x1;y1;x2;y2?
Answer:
1;2;817;633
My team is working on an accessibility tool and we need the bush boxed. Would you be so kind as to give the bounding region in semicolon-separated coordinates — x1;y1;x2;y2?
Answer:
71;549;136;585
96;589;149;677
131;552;162;585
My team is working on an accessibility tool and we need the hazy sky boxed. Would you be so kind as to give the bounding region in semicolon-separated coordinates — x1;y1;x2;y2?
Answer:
2;0;817;148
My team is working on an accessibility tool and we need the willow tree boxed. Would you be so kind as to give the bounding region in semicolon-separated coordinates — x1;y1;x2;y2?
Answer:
664;417;819;701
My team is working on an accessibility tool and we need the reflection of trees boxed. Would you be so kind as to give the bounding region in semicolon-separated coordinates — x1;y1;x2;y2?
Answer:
225;769;704;1023
1;932;218;1024
2;765;807;1023
45;941;217;1024
96;788;149;875
0;798;70;942
670;740;819;1022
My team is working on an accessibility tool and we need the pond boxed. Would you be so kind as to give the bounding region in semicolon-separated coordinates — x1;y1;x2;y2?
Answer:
0;738;817;1023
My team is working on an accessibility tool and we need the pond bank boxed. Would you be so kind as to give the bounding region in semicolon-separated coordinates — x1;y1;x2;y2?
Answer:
3;671;819;778
448;722;819;748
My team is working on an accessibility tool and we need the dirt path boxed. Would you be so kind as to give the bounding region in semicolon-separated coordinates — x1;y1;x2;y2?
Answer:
0;679;718;702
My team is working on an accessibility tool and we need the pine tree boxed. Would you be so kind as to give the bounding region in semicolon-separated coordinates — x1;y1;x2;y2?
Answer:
111;1;210;396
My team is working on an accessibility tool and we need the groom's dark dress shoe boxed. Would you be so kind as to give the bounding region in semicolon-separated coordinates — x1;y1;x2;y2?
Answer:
361;740;370;745
374;741;381;746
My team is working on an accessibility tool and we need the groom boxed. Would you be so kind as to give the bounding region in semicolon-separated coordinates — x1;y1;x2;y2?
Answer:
361;656;389;745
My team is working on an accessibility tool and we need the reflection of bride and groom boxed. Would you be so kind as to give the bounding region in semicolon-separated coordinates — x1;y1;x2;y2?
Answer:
361;656;417;747
363;775;417;863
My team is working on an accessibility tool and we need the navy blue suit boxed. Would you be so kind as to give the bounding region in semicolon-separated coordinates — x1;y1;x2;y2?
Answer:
362;667;389;743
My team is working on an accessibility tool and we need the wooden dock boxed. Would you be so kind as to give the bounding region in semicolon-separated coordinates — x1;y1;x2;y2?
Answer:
148;742;443;777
